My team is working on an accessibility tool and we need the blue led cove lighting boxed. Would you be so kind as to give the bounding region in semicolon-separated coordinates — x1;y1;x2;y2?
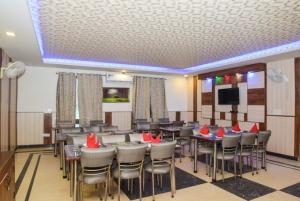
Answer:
27;0;300;74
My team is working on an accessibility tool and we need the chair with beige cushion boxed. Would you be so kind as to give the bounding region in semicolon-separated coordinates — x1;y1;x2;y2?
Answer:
176;127;193;162
239;132;256;177
254;130;271;173
79;147;115;201
144;141;176;201
54;121;75;156
113;144;148;201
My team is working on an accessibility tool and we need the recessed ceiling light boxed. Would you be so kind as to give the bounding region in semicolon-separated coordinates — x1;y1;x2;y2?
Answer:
6;32;15;37
184;74;189;78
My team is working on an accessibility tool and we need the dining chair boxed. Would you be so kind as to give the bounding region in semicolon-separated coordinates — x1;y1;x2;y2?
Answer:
79;147;115;201
150;122;160;133
129;133;143;142
224;126;233;134
113;144;148;201
172;121;185;127
54;121;75;156
187;121;199;128
89;120;104;126
101;125;118;133
239;132;256;177
136;122;151;133
255;130;271;173
198;142;213;177
101;135;126;144
144;141;176;201
217;134;241;181
158;118;170;123
176;127;193;162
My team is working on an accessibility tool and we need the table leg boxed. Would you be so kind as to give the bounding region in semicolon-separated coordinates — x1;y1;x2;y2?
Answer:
73;161;78;201
70;161;74;197
62;142;67;178
54;130;57;157
212;141;217;182
193;138;198;173
160;130;163;140
172;132;175;141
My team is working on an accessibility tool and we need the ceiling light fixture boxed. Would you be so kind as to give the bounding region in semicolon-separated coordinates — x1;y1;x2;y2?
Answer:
6;32;15;37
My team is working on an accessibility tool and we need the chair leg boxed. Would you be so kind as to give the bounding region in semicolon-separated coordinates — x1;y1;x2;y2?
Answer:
180;146;182;163
221;158;224;182
264;152;267;171
251;152;254;175
233;159;237;180
160;175;163;189
205;154;208;175
142;170;145;191
209;154;212;177
131;179;133;194
104;177;108;201
99;184;103;201
239;155;243;177
152;172;155;201
118;177;121;201
256;151;259;174
170;169;174;198
139;176;142;201
81;182;84;201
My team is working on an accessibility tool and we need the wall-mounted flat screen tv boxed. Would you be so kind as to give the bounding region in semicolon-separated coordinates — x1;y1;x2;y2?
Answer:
218;87;239;105
103;87;129;103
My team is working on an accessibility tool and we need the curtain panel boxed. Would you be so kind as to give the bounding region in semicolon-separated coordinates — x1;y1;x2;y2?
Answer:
150;78;168;122
132;76;151;121
56;72;76;124
132;76;168;122
77;74;103;126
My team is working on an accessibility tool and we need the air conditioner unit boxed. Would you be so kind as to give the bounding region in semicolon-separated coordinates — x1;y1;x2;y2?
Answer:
106;74;133;82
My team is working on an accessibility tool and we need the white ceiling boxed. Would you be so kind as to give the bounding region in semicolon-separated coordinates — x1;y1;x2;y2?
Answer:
1;0;300;74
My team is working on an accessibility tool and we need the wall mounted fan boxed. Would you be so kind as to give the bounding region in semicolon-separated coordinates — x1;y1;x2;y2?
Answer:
0;61;26;79
267;68;288;83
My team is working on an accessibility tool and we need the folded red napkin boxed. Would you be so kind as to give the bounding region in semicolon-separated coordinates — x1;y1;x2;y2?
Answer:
143;132;152;142
249;123;259;134
200;125;209;135
232;123;241;132
151;134;161;143
217;127;224;137
87;133;100;148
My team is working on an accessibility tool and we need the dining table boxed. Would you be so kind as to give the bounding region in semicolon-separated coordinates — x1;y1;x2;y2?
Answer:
159;126;181;140
64;141;176;201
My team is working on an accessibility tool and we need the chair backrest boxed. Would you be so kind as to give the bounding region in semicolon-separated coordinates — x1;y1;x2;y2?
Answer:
257;130;271;148
222;134;241;154
71;135;87;146
60;127;82;134
117;144;147;163
57;121;74;128
150;122;160;130
89;120;104;126
224;127;233;134
158;118;170;123
208;125;219;134
101;125;118;132
83;125;101;133
101;134;126;144
136;122;150;131
135;119;148;123
179;126;193;137
129;133;143;142
187;121;199;128
173;121;185;127
240;132;256;152
80;147;115;169
150;141;176;160
114;130;133;135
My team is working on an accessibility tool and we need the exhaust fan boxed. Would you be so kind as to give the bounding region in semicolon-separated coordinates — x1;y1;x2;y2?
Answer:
0;61;26;79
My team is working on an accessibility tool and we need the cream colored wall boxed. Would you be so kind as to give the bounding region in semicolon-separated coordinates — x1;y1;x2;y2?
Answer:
17;66;189;145
266;58;296;156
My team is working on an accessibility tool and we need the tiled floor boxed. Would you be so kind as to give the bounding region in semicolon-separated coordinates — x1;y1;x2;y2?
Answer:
15;149;300;201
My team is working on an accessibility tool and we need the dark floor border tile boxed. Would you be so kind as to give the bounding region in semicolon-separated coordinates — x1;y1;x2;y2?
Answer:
25;154;41;201
281;182;300;198
15;153;33;194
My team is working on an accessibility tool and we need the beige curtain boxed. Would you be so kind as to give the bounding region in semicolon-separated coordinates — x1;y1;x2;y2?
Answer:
132;76;151;121
56;72;76;124
150;78;168;122
77;74;103;126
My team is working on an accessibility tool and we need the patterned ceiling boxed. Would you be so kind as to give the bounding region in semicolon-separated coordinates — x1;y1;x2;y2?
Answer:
31;0;300;70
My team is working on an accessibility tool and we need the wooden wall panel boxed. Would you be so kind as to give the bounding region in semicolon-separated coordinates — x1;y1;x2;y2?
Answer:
105;112;112;126
248;89;265;105
294;58;300;158
202;93;213;105
43;113;52;144
111;111;131;130
267;116;295;156
176;111;181;121
17;112;44;145
193;76;197;121
267;59;295;116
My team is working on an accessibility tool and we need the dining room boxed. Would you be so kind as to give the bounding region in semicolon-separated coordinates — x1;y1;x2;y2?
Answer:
1;1;300;201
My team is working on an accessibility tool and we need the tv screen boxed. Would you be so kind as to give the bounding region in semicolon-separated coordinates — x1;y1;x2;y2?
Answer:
218;88;239;105
103;88;129;103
